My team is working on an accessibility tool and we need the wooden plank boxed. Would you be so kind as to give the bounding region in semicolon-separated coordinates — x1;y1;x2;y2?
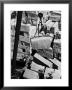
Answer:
20;24;30;32
49;58;61;68
19;35;30;43
23;69;39;79
31;61;45;72
34;53;52;68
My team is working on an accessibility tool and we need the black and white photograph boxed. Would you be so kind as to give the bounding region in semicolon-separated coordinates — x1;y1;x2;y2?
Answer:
4;4;69;87
11;11;61;79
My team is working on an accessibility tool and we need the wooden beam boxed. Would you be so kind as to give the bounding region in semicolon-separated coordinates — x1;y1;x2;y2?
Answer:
34;53;52;68
12;11;22;72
